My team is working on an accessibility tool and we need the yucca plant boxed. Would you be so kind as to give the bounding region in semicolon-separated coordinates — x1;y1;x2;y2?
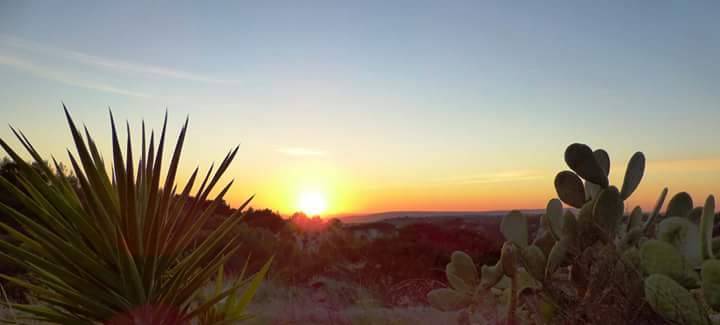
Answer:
0;106;269;324
195;258;271;325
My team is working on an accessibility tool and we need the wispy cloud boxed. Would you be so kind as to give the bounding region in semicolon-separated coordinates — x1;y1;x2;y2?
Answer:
0;54;151;98
0;34;239;84
648;158;720;173
277;147;326;157
436;170;543;185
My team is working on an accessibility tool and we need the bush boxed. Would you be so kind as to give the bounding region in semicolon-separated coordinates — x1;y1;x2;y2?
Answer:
0;107;268;324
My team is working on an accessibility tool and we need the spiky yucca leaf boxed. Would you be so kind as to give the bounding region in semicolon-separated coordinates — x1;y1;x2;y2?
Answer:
0;106;265;324
195;257;273;325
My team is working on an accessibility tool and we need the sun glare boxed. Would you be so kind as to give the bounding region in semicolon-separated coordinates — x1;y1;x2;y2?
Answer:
297;191;328;216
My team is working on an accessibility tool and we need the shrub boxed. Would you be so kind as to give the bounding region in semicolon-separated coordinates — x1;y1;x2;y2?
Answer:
0;107;269;324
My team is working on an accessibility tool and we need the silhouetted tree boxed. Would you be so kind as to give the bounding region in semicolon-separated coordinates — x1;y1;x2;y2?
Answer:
243;207;286;233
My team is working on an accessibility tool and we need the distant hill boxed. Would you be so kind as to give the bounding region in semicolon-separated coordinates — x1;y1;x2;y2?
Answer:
337;209;545;224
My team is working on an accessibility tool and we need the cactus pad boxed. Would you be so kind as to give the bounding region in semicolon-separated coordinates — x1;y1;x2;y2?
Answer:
544;199;564;239
554;170;586;208
700;195;716;260
702;259;720;311
620;151;645;200
501;210;528;247
667;192;693;218
628;206;643;231
564;143;609;187
442;251;480;296
500;242;518;277
481;261;505;289
546;240;569;279
640;239;684;279
644;274;709;325
657;217;702;267
427;288;472;311
521;245;547;281
593;149;610;176
593;186;624;235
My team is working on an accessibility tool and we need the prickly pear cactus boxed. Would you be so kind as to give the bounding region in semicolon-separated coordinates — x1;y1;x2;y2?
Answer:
620;152;645;200
552;145;650;264
628;206;644;231
702;260;720;311
593;186;624;237
644;274;709;325
500;242;518;278
644;187;669;230
428;251;479;311
545;239;569;278
542;199;564;239
520;245;546;281
667;192;693;218
428;247;542;322
700;195;716;260
640;239;685;279
654;194;717;269
657;217;702;267
532;228;556;257
555;170;586;208
593;148;611;177
431;143;719;324
501;210;528;248
448;251;480;290
427;288;472;312
481;261;505;289
564;143;609;188
432;208;551;322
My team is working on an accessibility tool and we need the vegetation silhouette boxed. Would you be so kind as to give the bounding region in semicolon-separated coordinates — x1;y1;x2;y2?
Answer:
0;107;270;324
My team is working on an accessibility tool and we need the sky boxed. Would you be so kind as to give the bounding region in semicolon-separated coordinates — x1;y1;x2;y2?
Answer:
0;1;718;215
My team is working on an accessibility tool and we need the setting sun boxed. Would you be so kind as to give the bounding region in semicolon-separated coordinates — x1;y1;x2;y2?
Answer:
297;191;328;216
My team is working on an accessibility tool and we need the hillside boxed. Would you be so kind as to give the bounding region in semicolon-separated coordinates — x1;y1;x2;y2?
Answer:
338;209;545;224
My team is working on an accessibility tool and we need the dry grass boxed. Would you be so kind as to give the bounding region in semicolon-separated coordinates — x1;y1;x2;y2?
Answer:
244;280;459;324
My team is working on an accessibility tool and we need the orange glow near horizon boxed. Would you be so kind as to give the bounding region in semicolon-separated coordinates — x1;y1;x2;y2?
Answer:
4;109;718;217
221;158;720;217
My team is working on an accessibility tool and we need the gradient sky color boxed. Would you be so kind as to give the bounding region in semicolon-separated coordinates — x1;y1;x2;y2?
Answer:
1;1;718;215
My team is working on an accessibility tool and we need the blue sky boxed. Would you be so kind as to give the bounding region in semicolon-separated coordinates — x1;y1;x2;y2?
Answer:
0;1;718;213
